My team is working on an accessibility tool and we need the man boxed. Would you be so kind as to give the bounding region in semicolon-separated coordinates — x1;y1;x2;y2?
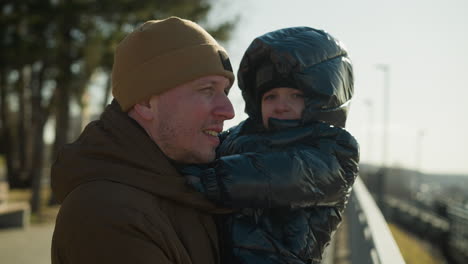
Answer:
51;17;235;264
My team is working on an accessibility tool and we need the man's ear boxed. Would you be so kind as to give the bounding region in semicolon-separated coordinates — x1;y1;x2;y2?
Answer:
133;99;154;121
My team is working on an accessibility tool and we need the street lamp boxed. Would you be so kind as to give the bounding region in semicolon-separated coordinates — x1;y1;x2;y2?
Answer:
375;64;390;211
414;130;425;198
364;99;373;163
416;130;425;173
375;64;390;167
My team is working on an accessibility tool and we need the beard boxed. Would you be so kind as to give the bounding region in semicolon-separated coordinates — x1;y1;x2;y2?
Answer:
152;110;216;164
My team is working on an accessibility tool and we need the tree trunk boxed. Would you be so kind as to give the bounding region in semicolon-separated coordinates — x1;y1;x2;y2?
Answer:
50;5;75;204
30;64;48;214
16;69;28;186
0;68;21;188
52;9;74;161
30;117;46;213
0;69;7;153
0;69;13;180
52;76;71;160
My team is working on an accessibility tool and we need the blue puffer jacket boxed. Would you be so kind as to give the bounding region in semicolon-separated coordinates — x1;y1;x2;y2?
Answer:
181;27;359;263
193;119;359;264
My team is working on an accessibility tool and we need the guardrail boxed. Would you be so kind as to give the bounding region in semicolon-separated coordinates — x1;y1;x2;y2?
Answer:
385;195;449;243
444;203;468;264
346;177;406;264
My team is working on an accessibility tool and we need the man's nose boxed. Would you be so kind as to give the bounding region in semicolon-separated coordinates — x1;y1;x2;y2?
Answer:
214;94;235;120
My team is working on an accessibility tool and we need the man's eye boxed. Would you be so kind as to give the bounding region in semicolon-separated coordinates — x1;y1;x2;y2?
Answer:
263;94;276;101
200;86;214;94
293;93;304;98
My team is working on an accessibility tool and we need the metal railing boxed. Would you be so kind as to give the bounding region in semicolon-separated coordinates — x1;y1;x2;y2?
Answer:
346;177;406;264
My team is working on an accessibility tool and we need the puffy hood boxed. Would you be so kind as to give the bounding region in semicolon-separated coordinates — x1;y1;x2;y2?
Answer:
51;100;228;213
238;27;354;128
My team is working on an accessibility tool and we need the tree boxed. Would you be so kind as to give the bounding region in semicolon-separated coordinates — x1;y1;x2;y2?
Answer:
0;0;237;213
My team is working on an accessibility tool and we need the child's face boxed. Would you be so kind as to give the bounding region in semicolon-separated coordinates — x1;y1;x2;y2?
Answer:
261;87;305;128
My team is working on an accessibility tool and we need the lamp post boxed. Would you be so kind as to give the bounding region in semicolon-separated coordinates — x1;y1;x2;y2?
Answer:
375;64;390;211
414;130;425;199
416;130;425;173
375;64;390;168
364;99;373;163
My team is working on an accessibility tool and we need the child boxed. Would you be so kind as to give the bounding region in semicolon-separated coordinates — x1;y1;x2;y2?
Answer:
181;27;359;264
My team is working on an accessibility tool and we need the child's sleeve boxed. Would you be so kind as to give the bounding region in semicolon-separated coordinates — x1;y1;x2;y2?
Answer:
229;206;342;263
182;123;359;209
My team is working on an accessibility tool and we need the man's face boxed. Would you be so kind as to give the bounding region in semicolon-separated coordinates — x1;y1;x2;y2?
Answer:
149;75;234;164
261;87;305;128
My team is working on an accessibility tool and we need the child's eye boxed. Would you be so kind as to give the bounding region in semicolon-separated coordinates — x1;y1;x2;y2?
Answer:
292;93;304;99
263;94;276;101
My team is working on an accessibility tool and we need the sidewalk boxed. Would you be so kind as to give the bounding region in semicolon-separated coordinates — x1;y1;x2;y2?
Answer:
0;211;350;264
0;223;54;264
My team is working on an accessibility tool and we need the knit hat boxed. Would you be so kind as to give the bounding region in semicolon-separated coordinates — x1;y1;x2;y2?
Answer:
111;16;234;111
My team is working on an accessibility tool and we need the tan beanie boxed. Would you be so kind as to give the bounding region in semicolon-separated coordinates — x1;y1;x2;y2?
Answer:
111;16;235;111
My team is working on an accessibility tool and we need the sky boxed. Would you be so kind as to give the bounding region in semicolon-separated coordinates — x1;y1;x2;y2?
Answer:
208;0;468;174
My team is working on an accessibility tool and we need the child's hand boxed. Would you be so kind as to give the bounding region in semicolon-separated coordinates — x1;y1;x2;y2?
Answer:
179;165;221;202
179;165;210;193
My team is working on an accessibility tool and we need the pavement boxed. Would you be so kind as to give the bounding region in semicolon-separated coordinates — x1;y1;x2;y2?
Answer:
0;223;54;264
0;210;347;264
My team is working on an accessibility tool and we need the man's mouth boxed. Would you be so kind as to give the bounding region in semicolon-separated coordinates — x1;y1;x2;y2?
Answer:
203;130;219;137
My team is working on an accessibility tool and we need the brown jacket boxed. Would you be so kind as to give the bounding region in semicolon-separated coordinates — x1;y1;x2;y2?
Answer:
51;101;229;264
